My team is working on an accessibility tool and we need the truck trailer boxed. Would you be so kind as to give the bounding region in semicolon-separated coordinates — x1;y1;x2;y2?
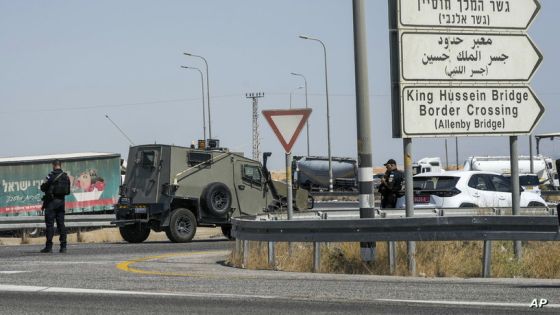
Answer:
463;155;559;189
0;152;121;217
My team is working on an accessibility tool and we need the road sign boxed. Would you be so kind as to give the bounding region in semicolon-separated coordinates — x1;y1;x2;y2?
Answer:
400;32;542;81
388;0;544;138
399;0;540;30
400;86;544;136
262;108;311;153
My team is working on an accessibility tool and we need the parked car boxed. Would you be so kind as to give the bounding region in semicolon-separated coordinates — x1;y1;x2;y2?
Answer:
395;171;547;208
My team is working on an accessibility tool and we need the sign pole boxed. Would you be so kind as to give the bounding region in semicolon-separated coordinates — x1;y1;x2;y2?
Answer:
510;136;522;259
286;152;293;220
403;137;416;275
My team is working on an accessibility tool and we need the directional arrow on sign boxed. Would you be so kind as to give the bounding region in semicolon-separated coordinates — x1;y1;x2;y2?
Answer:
400;32;543;82
262;108;311;153
400;86;545;137
399;0;540;30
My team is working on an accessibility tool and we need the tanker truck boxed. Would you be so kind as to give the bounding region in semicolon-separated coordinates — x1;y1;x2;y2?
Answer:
292;156;357;191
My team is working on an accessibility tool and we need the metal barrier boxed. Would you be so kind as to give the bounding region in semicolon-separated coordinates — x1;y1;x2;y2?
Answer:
0;215;115;231
231;208;560;276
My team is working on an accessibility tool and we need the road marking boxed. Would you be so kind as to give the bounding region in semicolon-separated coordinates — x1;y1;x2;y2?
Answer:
0;284;279;300
377;298;560;309
0;284;556;308
116;250;229;277
0;271;29;274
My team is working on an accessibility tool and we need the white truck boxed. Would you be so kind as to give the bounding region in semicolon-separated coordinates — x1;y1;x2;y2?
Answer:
412;157;445;175
463;155;560;189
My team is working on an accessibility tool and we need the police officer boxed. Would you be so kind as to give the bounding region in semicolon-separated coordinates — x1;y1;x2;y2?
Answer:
40;159;69;253
378;159;404;209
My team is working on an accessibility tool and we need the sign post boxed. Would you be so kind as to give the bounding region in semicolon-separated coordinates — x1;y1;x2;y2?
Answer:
262;109;312;220
389;0;544;265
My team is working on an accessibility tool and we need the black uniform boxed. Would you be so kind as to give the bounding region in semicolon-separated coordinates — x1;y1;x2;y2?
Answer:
378;169;404;209
40;169;69;252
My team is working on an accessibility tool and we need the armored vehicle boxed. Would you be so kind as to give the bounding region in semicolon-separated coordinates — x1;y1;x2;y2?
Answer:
113;144;309;243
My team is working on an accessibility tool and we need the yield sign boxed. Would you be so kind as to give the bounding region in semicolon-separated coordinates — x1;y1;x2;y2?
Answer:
262;108;312;153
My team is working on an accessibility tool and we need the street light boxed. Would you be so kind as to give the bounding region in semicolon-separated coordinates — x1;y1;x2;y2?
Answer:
289;86;303;109
291;72;310;156
180;66;206;141
299;35;333;191
183;52;212;140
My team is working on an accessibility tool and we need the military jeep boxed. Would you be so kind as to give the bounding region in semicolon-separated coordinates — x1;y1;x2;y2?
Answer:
113;143;310;243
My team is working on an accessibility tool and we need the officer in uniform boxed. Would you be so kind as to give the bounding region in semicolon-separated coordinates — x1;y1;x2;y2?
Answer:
378;159;404;209
40;159;69;253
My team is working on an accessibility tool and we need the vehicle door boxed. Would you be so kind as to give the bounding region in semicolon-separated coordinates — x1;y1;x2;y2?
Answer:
486;174;512;207
233;161;268;215
466;174;495;207
125;147;162;205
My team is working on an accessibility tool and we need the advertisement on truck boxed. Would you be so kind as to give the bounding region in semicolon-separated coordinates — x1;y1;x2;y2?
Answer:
0;153;121;216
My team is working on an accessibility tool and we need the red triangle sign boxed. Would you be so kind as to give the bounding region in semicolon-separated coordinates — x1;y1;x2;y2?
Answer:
262;108;312;153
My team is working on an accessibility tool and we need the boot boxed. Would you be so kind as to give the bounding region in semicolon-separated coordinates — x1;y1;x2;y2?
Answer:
40;247;52;253
59;247;67;253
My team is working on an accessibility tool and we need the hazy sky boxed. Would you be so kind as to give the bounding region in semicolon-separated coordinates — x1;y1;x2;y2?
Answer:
1;0;558;169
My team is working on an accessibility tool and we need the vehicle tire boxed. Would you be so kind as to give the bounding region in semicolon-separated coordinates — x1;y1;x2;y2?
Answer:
528;201;546;207
459;203;478;208
165;208;197;243
221;225;235;240
201;182;232;216
119;223;150;243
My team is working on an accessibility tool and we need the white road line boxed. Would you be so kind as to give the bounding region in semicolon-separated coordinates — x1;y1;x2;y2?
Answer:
0;284;279;300
0;284;556;308
0;271;29;274
377;298;560;309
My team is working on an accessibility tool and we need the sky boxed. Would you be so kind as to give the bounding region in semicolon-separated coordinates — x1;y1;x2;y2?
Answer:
1;0;559;170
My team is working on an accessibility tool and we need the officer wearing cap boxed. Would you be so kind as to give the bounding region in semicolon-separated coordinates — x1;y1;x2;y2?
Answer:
39;159;69;253
378;159;404;208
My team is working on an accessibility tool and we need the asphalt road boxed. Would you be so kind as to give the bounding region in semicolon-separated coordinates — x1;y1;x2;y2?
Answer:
1;238;559;314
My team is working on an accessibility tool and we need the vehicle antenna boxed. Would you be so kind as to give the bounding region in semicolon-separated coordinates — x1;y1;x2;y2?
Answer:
105;114;135;146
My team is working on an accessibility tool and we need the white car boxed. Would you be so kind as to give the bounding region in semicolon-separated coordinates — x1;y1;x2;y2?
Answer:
396;171;547;208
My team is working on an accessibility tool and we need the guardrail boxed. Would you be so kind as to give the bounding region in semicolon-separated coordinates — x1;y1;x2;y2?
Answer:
286;206;555;219
232;215;560;242
309;191;358;197
0;214;115;231
231;206;560;277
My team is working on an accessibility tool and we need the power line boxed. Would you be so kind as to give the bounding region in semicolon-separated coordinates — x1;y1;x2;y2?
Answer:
3;90;560;114
0;94;243;114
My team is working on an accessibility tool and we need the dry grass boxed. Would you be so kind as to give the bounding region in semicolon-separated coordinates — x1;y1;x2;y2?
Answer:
229;241;560;279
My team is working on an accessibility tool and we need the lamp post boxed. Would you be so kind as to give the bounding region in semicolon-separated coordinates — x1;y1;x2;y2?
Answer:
291;72;310;156
289;86;303;109
183;52;212;140
180;66;206;141
299;35;333;191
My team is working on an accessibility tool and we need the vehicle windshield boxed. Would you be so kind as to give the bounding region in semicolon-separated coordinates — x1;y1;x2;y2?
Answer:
413;176;459;190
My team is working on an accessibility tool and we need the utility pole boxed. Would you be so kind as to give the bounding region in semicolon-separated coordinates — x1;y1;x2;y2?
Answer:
245;92;265;161
353;0;376;262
